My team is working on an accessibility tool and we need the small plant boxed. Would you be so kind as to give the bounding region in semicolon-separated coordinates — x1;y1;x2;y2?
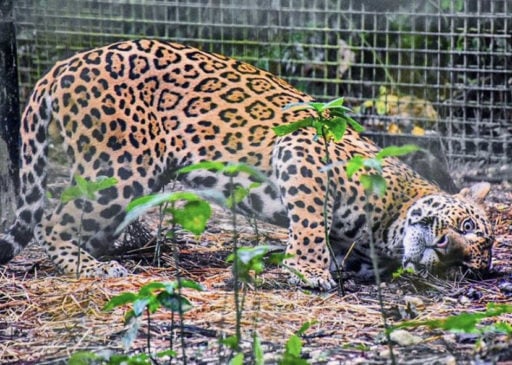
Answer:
274;97;363;292
179;161;269;352
69;348;175;365
279;321;316;365
68;279;201;365
60;175;118;279
345;144;418;365
391;266;416;280
390;303;512;336
116;190;212;237
345;144;419;196
276;97;419;364
224;244;292;356
104;280;203;360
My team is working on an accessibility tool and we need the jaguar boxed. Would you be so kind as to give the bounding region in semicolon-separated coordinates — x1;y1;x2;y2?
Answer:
0;39;493;289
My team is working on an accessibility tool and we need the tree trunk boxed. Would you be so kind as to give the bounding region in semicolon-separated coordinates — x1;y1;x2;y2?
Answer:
0;0;20;231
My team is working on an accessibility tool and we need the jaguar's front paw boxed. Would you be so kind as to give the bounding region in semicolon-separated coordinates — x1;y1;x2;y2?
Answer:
284;261;337;291
83;260;129;278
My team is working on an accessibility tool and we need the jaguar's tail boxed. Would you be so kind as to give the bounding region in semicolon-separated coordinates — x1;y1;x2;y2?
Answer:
0;82;51;264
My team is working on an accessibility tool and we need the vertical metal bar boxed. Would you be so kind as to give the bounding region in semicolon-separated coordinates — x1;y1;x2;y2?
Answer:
0;0;20;193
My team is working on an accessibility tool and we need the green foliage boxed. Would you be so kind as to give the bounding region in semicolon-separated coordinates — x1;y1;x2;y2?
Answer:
391;266;416;280
104;279;203;322
68;349;176;365
274;98;363;142
178;161;267;208
61;175;118;203
116;191;212;236
229;353;245;365
346;144;419;197
104;279;202;352
279;321;316;365
226;182;262;209
390;303;512;335
253;332;264;365
226;245;290;284
178;161;268;182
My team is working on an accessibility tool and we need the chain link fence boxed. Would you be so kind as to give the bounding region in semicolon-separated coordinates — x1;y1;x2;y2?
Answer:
13;0;512;164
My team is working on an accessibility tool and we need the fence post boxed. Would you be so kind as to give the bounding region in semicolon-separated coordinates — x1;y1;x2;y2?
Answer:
0;0;20;230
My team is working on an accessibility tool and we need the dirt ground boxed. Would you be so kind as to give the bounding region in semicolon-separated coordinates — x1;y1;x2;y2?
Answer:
0;179;511;364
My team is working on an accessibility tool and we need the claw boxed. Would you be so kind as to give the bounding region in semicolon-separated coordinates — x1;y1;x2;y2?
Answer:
288;269;336;291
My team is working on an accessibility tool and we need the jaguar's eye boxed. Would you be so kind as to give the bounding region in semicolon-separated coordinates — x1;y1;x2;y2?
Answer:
461;218;476;234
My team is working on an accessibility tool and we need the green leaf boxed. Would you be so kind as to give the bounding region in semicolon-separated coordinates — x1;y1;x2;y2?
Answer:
296;320;317;336
272;118;315;137
157;349;177;358
236;246;270;264
376;144;420;160
362;158;383;174
322;117;347;141
132;297;152;317
268;252;293;265
360;174;387;197
346;116;365;133
226;185;251;208
284;334;302;357
345;155;365;178
178;161;226;174
103;292;138;311
229;353;244;365
122;316;140;350
220;335;239;350
170;199;212;235
157;292;194;312
117;191;208;235
323;97;348;110
390;303;512;334
62;175;118;203
60;186;84;203
491;322;512;335
94;176;118;191
283;101;326;113
68;351;102;365
223;163;267;182
175;278;204;291
138;281;167;297
253;332;264;365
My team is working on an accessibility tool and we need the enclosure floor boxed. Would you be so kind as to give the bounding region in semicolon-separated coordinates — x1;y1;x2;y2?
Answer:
1;182;511;364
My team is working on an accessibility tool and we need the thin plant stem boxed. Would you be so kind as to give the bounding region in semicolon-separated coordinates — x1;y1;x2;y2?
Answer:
320;125;345;295
146;308;152;354
169;311;174;352
364;196;396;365
76;201;84;280
229;175;242;350
176;265;188;365
169;201;188;365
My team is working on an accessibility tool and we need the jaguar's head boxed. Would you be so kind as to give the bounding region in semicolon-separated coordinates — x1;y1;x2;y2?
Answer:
402;182;493;276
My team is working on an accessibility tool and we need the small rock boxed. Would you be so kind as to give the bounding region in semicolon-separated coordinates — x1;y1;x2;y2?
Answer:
389;329;423;346
458;295;471;306
498;281;512;294
465;287;483;300
403;295;425;311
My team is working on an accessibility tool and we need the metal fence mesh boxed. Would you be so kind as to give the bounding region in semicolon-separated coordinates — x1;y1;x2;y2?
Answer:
13;0;512;164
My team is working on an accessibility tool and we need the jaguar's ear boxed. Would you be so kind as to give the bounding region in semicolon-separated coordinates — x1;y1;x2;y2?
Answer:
456;182;491;204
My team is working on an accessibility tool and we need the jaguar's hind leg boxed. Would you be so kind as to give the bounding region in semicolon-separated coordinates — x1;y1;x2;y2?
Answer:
34;185;131;278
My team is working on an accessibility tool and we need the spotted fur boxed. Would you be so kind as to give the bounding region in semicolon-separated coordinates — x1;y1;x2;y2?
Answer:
0;39;493;288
